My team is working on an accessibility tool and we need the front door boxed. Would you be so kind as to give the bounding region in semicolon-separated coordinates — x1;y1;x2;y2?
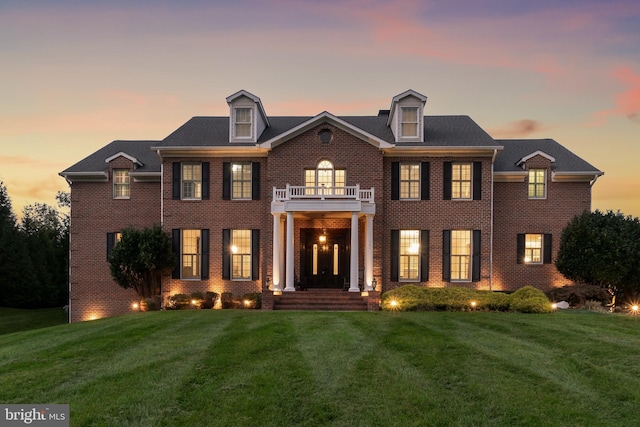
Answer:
301;229;349;289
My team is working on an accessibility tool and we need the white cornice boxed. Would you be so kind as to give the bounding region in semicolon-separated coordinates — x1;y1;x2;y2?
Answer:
104;152;143;166
58;171;108;183
517;150;555;167
382;145;502;157
154;146;270;158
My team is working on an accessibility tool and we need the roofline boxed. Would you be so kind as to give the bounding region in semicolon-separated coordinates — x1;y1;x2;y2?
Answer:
153;146;270;158
105;152;143;167
517;150;555;166
58;171;108;183
382;145;503;157
226;89;270;128
259;111;395;149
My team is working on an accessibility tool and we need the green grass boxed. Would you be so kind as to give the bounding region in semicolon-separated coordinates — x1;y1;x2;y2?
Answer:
1;310;640;426
0;307;68;335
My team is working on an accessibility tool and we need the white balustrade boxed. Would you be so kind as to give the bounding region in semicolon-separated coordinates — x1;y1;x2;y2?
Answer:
272;185;374;203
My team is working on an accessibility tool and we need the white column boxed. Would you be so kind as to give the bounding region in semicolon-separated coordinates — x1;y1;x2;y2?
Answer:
349;212;360;292
272;214;282;292
279;216;285;290
284;212;296;292
365;214;374;291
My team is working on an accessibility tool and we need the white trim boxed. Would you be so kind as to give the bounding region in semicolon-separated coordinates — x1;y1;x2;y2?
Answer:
260;111;394;149
226;89;270;128
386;89;427;127
517;150;555;167
552;171;604;182
58;171;108;182
105;152;143;167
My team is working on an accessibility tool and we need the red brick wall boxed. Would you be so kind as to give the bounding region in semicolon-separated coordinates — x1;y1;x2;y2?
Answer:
492;155;592;291
383;157;494;290
69;156;160;322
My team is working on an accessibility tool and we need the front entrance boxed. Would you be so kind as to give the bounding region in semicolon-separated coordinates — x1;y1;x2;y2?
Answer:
300;228;350;289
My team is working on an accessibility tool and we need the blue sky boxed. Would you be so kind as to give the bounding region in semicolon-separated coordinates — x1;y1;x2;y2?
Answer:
1;0;639;217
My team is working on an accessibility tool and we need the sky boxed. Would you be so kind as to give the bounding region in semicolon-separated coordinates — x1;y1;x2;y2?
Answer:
1;0;639;218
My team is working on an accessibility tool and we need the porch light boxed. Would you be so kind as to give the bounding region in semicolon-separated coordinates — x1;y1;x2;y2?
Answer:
371;278;377;291
319;235;327;243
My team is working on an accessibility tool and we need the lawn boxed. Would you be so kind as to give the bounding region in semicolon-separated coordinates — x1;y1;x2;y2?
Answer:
1;310;639;426
0;307;68;335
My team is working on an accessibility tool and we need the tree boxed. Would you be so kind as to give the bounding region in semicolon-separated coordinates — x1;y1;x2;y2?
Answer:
109;225;175;299
556;210;640;306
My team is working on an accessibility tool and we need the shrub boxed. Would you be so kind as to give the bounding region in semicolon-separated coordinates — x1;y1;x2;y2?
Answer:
381;285;552;313
509;286;552;313
241;292;262;309
166;294;191;310
221;292;236;309
201;292;219;309
545;284;612;308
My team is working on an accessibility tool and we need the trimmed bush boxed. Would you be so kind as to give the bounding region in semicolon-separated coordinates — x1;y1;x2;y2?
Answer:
202;292;219;309
509;286;552;313
545;284;612;308
381;285;552;313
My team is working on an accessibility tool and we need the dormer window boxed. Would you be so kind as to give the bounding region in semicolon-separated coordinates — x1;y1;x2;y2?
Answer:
234;108;252;138
401;107;419;138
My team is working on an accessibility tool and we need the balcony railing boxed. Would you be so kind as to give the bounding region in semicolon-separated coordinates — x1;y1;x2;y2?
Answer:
273;184;374;203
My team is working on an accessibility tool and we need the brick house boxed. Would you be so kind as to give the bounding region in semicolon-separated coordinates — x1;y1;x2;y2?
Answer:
60;89;602;322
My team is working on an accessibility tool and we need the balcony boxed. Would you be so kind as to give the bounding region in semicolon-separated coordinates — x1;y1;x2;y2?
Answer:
273;185;374;203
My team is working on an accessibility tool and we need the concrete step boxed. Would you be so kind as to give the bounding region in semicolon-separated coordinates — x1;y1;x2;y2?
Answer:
273;289;368;311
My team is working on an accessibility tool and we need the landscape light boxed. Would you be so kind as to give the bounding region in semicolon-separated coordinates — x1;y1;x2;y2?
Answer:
191;299;197;305
470;301;477;309
390;299;398;308
132;302;139;310
244;299;251;307
551;303;557;310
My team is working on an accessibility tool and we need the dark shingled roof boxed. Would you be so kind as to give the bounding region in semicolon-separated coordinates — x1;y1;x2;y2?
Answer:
494;139;602;173
157;114;499;148
61;140;161;174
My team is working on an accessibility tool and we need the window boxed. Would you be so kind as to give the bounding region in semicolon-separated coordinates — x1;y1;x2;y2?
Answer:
401;107;419;137
400;230;420;281
232;163;252;199
528;169;546;199
231;230;251;280
305;160;345;196
181;229;202;279
400;163;420;200
524;234;542;264
234;108;252;138
450;230;471;281
106;231;123;260
182;163;202;200
452;163;472;199
113;169;130;199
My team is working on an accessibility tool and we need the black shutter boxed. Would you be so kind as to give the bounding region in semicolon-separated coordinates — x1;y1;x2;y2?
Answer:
390;230;399;281
172;162;181;200
201;229;209;280
543;234;552;264
473;162;482;200
202;162;210;200
252;162;260;200
251;229;260;280
421;162;430;200
391;162;400;200
222;229;231;279
472;230;481;282
443;162;452;200
517;234;525;264
442;230;451;281
106;232;115;261
420;230;429;282
172;229;180;279
222;162;231;200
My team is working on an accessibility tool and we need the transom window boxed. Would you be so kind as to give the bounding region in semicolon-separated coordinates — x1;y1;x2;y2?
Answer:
182;163;202;200
113;169;130;199
232;163;252;199
528;169;546;199
400;163;420;199
305;160;345;196
400;230;420;281
231;229;251;280
452;163;472;200
234;108;252;138
401;107;419;137
182;229;201;279
451;230;471;281
524;234;542;264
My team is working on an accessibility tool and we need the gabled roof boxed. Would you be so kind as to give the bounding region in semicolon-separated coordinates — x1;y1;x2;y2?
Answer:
387;89;428;127
60;140;161;181
494;139;602;175
226;89;270;128
259;111;394;149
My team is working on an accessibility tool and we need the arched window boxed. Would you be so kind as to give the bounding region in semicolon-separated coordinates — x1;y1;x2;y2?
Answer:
305;160;345;195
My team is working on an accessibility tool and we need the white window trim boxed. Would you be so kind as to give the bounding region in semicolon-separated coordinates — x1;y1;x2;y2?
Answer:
400;107;419;138
231;162;252;200
528;169;547;200
233;107;253;141
399;230;420;282
400;163;421;200
452;163;472;201
450;230;472;282
113;169;130;199
524;233;543;264
181;162;202;201
181;229;202;280
231;229;252;281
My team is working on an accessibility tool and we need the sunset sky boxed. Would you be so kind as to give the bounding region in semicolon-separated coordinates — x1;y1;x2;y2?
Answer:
1;0;639;218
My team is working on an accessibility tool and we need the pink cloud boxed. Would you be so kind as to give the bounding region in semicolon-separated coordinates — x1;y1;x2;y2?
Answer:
590;66;640;125
488;119;546;139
